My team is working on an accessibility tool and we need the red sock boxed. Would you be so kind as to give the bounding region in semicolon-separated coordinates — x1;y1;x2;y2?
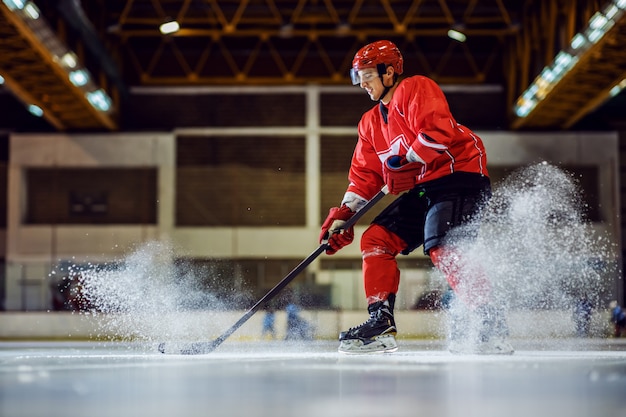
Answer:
429;245;491;308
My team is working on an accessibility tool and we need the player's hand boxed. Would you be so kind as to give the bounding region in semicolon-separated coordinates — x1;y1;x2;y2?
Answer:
383;155;424;194
319;205;355;255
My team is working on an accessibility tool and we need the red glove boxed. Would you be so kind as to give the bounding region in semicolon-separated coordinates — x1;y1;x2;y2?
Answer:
383;155;423;194
319;205;354;255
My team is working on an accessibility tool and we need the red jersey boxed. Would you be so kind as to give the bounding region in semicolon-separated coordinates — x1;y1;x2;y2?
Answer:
342;75;489;211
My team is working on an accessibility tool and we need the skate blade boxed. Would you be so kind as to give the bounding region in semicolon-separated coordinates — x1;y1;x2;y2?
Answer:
449;338;515;355
158;341;218;355
338;334;398;354
476;342;515;355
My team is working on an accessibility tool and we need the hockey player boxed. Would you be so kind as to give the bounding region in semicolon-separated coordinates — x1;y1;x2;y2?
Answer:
319;40;513;354
610;301;626;337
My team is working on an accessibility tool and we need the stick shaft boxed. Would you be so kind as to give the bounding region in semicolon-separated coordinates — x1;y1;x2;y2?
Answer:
162;187;388;354
208;186;388;350
210;244;326;349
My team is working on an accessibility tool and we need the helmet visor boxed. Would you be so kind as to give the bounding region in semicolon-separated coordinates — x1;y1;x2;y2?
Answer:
349;68;360;85
350;68;380;85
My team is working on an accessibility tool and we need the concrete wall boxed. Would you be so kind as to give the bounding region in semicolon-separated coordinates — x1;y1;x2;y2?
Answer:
6;133;620;263
2;114;621;313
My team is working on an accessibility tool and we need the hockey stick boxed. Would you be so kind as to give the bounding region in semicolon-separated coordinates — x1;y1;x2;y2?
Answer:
158;185;389;354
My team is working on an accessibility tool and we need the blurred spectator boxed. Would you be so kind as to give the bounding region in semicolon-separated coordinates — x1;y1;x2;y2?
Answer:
610;301;626;337
573;297;593;337
261;306;276;340
285;303;313;340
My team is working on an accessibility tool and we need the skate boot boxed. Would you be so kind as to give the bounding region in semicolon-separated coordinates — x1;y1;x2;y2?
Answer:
446;299;471;354
448;303;514;355
338;294;398;354
474;304;514;355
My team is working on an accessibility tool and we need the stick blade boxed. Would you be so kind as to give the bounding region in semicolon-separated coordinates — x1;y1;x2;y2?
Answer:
158;341;219;355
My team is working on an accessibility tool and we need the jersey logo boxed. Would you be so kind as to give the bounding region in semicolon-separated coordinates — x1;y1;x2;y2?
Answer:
376;134;409;163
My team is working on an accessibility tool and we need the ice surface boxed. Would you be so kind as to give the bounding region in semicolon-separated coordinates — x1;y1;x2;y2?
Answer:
1;340;626;417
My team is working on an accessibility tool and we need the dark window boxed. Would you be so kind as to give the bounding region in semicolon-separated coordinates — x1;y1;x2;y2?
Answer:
175;258;328;308
320;92;373;126
176;135;306;226
126;93;305;130
26;168;157;224
320;134;389;224
488;165;600;222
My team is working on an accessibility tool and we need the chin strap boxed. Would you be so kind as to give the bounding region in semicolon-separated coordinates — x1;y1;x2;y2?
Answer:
378;84;393;102
375;64;398;122
378;79;396;124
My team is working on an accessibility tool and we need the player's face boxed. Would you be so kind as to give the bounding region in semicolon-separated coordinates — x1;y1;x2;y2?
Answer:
357;69;383;100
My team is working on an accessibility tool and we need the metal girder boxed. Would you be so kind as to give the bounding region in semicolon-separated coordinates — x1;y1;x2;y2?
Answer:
96;0;625;130
2;0;623;131
0;3;118;131
100;0;521;86
511;7;626;129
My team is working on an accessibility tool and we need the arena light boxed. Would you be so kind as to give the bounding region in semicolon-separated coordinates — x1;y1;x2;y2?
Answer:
58;52;78;69
514;0;626;118
336;20;350;35
85;89;112;112
2;0;25;11
447;29;466;43
609;78;626;96
22;1;38;19
279;22;294;38
159;19;180;35
69;69;89;87
27;104;43;117
570;33;589;51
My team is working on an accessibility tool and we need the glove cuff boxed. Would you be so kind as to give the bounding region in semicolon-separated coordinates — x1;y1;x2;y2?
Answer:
320;205;355;245
385;155;407;170
330;205;354;221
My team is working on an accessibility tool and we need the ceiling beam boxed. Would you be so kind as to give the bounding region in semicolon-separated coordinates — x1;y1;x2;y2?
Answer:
0;3;118;131
511;9;626;129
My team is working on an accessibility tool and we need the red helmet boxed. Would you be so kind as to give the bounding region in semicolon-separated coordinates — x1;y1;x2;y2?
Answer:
350;40;404;84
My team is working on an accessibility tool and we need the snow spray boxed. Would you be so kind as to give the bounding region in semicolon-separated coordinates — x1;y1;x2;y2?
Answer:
440;162;618;349
72;241;239;345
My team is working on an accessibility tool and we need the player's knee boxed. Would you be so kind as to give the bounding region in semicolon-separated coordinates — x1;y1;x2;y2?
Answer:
430;245;463;289
429;245;445;269
429;245;457;274
361;224;405;256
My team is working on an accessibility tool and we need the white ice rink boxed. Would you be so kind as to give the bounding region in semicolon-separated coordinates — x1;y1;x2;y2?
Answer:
1;339;625;417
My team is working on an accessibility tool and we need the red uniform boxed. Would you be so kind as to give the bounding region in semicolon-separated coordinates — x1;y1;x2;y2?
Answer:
338;75;491;305
331;40;511;354
341;75;488;211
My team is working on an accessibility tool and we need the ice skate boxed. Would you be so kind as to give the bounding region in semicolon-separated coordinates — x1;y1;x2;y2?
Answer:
338;295;398;354
446;301;471;354
475;304;514;354
473;336;514;355
449;335;513;355
448;304;514;355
